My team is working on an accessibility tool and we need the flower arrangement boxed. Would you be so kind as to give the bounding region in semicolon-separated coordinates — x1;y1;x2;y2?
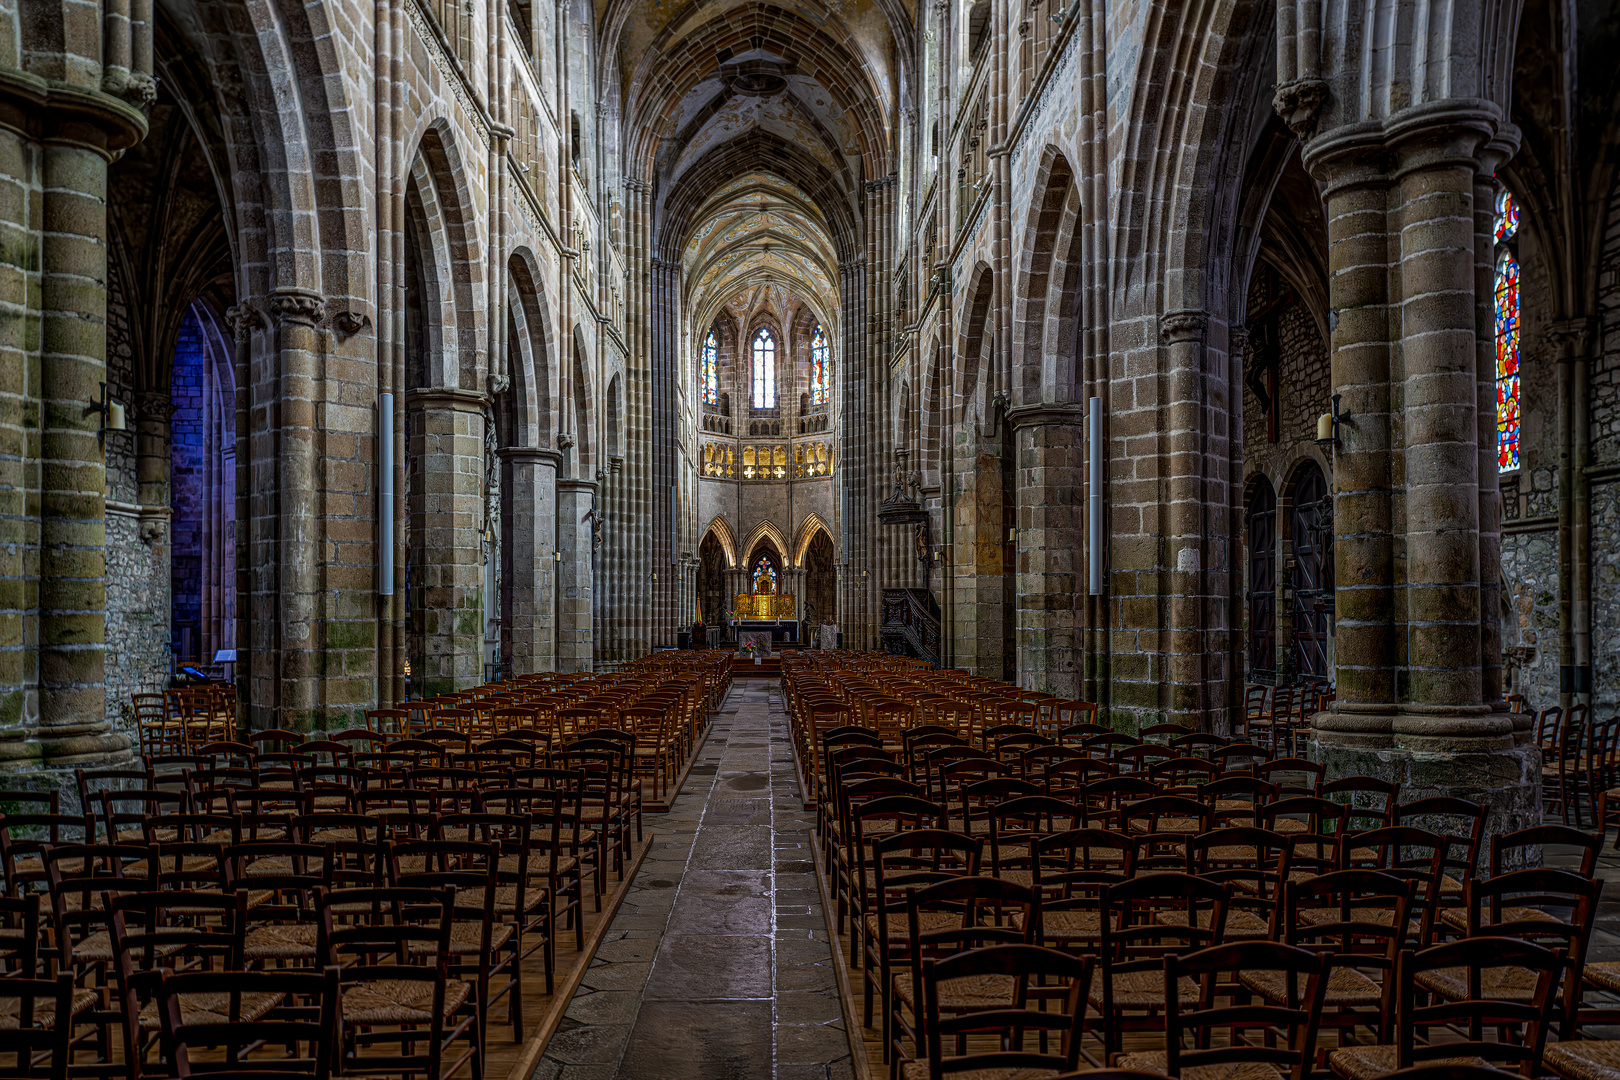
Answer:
739;639;757;658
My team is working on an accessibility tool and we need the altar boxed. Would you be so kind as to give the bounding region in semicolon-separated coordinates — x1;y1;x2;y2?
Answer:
733;591;799;645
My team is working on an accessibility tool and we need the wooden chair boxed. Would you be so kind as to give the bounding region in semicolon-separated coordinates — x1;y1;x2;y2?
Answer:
318;885;480;1080
1445;867;1599;1038
1030;827;1134;951
156;967;339;1079
1092;873;1228;1060
886;875;1039;1066
1125;941;1329;1080
860;829;981;1037
1326;936;1561;1080
0;975;77;1080
1273;869;1417;1045
906;945;1092;1080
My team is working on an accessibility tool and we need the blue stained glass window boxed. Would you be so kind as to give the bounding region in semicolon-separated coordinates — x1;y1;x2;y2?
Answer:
810;325;830;406
751;555;778;594
701;329;718;406
1494;187;1520;471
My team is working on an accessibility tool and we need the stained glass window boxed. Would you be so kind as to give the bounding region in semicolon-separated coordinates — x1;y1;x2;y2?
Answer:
751;554;778;594
701;329;718;406
751;328;776;409
1494;187;1520;471
810;325;830;406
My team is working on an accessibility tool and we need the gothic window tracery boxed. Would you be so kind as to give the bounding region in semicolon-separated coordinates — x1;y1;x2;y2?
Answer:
701;328;718;406
1494;186;1521;472
751;328;776;409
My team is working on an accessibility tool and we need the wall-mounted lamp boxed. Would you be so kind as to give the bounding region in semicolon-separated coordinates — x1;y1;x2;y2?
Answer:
1315;392;1351;450
553;551;563;563
87;382;127;440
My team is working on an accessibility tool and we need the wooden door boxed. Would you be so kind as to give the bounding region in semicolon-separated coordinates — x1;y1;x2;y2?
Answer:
1290;463;1331;679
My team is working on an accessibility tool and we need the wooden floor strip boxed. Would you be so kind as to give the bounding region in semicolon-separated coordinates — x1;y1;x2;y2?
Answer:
502;834;654;1080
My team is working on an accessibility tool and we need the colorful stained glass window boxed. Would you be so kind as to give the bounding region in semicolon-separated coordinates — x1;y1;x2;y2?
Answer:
751;555;778;594
1494;187;1519;244
701;329;718;405
751;328;776;409
810;325;830;406
1494;187;1521;471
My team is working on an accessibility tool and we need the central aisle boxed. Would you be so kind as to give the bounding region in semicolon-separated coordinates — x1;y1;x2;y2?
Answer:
535;680;856;1080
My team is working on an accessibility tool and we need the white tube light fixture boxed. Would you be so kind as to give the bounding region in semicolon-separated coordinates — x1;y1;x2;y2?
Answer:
1088;395;1102;596
379;393;395;596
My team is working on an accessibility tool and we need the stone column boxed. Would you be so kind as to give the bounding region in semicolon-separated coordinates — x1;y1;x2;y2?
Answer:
499;447;559;674
725;566;747;632
1307;110;1538;844
1009;402;1084;697
1307;136;1397;745
785;566;806;639
0;125;35;746
1388;121;1490;731
951;427;1012;681
405;387;489;696
268;290;326;727
34;140;132;766
555;477;596;672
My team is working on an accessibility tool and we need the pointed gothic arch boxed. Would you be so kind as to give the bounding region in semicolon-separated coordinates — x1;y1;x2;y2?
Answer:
741;520;792;568
702;516;739;569
792;513;835;569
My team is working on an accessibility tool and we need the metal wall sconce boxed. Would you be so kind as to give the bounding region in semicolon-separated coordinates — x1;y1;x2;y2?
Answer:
1315;392;1351;450
87;382;127;440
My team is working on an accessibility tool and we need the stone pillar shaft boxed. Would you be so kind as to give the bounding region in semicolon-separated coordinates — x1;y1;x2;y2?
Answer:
1010;404;1083;697
1312;150;1396;737
556;477;595;671
0;128;35;740
406;387;488;696
1391;132;1487;723
38;142;113;746
499;447;559;673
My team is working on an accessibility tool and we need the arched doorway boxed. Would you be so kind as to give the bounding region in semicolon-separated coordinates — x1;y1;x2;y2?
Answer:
1289;462;1331;680
698;532;728;635
1246;477;1277;682
804;531;836;631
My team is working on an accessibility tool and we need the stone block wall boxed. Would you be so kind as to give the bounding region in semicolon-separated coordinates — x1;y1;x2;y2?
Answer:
1500;525;1560;712
102;248;167;742
1587;483;1620;719
1241;288;1331;489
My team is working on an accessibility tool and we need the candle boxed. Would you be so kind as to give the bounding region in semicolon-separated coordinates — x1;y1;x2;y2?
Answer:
1317;412;1333;443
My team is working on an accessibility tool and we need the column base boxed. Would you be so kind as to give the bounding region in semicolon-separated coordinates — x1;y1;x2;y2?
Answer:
0;725;137;809
1311;726;1541;868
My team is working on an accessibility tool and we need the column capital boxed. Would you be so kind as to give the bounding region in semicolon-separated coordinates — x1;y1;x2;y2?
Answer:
403;386;491;412
1544;317;1598;355
1006;401;1086;429
224;303;266;345
497;446;564;466
133;391;176;424
0;68;146;158
1159;309;1209;345
268;288;327;327
557;478;598;495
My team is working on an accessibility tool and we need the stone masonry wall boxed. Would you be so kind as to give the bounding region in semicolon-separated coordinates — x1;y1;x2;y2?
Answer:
1587;482;1620;719
1242;274;1331;492
1500;526;1560;713
102;255;167;741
